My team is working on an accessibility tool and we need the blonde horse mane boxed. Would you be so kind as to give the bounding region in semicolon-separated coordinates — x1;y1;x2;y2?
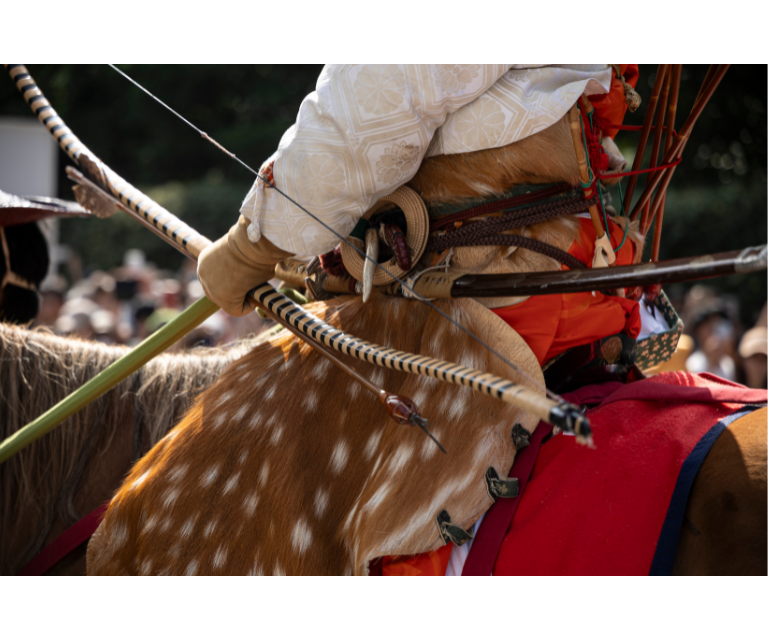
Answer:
0;322;253;574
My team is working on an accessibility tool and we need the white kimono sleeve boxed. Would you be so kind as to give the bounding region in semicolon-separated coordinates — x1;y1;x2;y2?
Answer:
240;64;611;257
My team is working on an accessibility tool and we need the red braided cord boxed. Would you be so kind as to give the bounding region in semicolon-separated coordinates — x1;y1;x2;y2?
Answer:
612;124;678;135
596;157;682;180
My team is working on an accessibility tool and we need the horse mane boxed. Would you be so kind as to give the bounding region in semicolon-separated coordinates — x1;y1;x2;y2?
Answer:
0;322;255;574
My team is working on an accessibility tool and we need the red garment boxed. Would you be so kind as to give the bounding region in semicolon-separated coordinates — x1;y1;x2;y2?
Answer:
491;373;766;575
589;64;640;139
377;373;765;577
491;216;641;365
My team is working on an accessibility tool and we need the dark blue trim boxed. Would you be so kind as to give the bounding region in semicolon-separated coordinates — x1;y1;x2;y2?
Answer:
649;405;762;575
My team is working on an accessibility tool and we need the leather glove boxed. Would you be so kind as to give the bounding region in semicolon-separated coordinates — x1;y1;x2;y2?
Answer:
197;215;293;317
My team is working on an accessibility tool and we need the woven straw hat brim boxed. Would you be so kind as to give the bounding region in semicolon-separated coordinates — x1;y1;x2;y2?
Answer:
341;186;429;286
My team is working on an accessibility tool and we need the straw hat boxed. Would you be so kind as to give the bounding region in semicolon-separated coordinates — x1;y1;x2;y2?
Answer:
739;326;767;358
340;186;428;286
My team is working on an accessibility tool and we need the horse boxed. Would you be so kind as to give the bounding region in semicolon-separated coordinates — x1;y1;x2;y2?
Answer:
85;111;767;575
0;322;256;575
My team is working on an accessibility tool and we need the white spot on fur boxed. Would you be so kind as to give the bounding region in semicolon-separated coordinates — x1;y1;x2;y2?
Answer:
411;387;428;409
342;502;358;532
203;519;218;538
247;553;263;576
130;470;150;490
369;368;385;387
269;426;284;446
167;464;188;483
472;429;499;466
420;429;443;460
143;514;159;534
364;430;383;460
259;462;270;487
347;383;361;399
140;558;152;575
371;453;383;475
110;522;128;550
249;412;263;429
387;443;414;475
243;492;260;517
201;464;221;488
429;322;447;353
179;514;199;539
212;545;228;569
213;413;227;429
302;390;319;412
264;385;276;401
185;559;198;576
232;404;248;424
159;517;172;533
447;393;466;421
310;358;332;380
329;440;349;475
314;488;330;518
161;487;180;508
364;481;392;513
223;470;241;495
238;450;248;465
273;562;286;576
291;518;313;555
216;390;234;408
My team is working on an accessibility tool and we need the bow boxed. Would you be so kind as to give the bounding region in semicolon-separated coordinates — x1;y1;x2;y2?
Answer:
4;64;591;451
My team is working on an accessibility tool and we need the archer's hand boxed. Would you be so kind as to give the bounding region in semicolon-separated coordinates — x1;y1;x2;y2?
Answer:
197;216;293;317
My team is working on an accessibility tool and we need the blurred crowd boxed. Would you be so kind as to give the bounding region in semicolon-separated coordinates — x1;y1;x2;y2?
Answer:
34;249;271;350
33;250;767;389
666;285;767;389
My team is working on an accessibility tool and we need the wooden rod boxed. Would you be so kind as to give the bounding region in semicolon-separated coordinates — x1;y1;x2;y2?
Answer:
623;65;669;213
639;68;672;233
650;65;682;259
630;65;729;220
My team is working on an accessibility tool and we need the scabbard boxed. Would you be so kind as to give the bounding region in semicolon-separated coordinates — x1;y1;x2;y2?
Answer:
445;245;766;299
279;247;765;301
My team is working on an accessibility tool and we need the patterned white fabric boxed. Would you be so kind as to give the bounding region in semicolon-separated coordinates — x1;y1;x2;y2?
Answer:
241;64;613;256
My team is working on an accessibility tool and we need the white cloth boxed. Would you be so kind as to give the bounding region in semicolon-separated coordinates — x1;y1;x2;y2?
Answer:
638;297;671;341
445;513;487;576
240;64;613;256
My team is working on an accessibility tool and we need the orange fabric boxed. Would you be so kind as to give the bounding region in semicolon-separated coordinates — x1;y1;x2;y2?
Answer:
381;543;453;576
492;217;641;366
589;64;639;139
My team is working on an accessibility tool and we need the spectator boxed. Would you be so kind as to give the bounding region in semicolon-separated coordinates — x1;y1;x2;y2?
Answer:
685;301;738;381
739;304;767;388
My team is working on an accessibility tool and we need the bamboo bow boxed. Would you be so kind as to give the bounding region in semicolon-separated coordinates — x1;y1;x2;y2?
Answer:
1;64;592;464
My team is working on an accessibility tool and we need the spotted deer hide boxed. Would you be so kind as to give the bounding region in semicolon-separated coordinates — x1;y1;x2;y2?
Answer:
87;295;542;575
